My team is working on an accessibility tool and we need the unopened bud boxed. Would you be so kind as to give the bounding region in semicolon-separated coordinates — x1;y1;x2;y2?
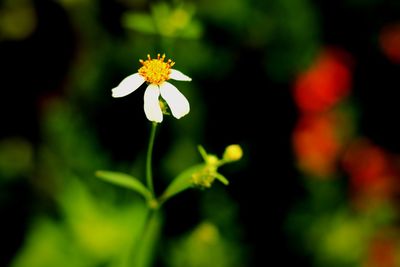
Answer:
206;155;219;166
223;144;243;161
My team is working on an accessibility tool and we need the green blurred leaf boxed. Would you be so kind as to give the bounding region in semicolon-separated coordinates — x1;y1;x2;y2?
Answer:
96;170;151;201
178;20;203;39
123;3;202;39
122;13;157;34
10;218;86;267
160;164;204;203
166;221;245;267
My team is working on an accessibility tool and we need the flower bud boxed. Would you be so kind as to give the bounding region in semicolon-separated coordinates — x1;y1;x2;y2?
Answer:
206;155;219;165
223;144;243;161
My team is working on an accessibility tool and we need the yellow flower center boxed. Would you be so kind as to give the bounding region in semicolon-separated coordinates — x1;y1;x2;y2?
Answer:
138;54;175;85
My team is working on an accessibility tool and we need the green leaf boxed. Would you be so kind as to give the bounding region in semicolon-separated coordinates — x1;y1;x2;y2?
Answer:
160;164;204;204
95;170;151;201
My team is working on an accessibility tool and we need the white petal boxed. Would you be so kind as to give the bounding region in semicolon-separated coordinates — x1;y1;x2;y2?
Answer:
169;69;192;81
112;73;145;98
144;85;163;123
160;82;190;119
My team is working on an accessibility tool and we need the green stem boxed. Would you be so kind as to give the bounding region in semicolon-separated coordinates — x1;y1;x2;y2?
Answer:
146;122;157;197
126;208;161;267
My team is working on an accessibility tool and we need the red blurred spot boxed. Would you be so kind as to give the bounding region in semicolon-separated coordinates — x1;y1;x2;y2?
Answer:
294;48;352;113
380;23;400;64
293;114;342;177
342;139;396;200
363;232;397;267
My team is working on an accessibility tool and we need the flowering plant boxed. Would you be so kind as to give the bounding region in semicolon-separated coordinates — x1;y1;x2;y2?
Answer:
100;53;241;206
95;53;242;266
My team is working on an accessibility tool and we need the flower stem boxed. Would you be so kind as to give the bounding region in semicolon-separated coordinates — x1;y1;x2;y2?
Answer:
146;122;157;197
126;208;161;267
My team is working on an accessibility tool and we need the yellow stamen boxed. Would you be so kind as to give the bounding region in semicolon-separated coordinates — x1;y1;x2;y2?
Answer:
138;53;175;85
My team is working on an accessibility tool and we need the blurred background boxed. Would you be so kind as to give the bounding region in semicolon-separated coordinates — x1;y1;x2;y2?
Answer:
1;0;400;266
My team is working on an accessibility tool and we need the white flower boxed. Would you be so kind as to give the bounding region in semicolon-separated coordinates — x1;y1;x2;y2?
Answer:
112;54;191;123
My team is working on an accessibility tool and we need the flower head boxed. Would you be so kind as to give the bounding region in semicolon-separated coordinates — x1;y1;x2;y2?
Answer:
112;53;191;123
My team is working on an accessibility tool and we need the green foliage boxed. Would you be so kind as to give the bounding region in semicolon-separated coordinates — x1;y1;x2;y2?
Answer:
166;221;243;267
160;164;204;202
123;2;203;39
11;178;150;267
96;170;151;202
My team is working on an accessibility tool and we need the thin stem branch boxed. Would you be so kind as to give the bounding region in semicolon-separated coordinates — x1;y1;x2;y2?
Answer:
146;122;157;197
